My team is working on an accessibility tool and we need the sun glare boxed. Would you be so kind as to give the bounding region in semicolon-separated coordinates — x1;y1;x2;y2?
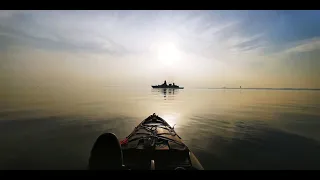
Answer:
161;113;180;127
157;42;181;66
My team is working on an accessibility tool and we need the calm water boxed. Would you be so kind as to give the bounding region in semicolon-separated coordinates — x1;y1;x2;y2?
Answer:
1;87;320;170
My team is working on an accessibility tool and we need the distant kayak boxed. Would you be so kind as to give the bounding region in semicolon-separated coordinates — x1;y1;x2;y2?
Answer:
120;113;203;170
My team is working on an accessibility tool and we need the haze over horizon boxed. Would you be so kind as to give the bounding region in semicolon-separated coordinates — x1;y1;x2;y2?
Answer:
1;10;320;89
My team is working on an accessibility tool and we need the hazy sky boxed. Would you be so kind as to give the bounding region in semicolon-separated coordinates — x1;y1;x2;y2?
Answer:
1;10;320;88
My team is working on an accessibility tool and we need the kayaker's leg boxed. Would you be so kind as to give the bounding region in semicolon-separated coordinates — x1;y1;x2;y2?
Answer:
88;133;124;170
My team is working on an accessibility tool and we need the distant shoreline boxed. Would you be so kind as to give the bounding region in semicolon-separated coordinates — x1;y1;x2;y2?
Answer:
101;86;320;91
206;88;320;91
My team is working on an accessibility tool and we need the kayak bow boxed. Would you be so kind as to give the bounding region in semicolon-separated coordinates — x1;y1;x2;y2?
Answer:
120;113;204;170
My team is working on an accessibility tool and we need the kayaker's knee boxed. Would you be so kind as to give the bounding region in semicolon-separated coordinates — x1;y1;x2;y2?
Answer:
88;133;124;170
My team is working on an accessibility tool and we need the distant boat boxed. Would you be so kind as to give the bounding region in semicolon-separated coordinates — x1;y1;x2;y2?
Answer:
152;80;184;89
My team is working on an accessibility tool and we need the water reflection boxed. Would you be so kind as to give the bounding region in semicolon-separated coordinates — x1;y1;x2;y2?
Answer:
151;88;180;100
1;87;320;169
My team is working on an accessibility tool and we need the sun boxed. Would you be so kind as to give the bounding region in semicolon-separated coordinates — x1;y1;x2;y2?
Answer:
156;42;181;66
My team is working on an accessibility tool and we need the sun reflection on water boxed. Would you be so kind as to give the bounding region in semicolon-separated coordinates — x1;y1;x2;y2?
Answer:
161;113;180;127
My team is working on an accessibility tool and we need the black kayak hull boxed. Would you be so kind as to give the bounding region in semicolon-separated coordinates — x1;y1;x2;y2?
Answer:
120;113;203;170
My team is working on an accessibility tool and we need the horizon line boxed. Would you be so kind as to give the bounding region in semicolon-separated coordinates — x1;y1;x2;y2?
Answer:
103;85;320;91
205;87;320;91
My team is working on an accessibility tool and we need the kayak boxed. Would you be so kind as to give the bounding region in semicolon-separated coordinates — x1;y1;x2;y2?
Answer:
119;113;204;170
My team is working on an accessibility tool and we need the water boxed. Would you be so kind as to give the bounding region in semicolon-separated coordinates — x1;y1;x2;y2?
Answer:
1;86;320;170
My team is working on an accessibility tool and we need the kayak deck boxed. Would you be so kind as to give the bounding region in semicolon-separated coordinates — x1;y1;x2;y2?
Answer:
120;113;203;170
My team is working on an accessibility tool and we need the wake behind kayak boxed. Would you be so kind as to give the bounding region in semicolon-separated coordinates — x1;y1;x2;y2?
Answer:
88;113;203;170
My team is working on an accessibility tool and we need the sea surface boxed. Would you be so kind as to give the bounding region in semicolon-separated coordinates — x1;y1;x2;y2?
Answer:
1;86;320;170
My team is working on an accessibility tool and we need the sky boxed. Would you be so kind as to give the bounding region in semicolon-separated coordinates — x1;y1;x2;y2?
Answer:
1;10;320;89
